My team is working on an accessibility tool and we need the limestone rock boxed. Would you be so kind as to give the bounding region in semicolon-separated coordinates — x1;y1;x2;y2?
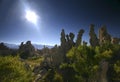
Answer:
99;60;108;82
0;42;9;50
19;41;36;59
60;29;66;47
89;24;99;47
76;29;85;46
0;42;11;56
111;37;120;44
66;32;75;50
99;25;111;44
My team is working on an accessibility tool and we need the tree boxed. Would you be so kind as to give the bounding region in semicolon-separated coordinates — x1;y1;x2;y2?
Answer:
64;45;98;82
43;69;63;82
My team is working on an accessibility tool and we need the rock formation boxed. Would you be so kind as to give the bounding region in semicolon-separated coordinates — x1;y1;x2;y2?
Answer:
99;25;111;45
99;60;108;82
111;37;120;44
89;24;99;47
83;41;87;46
66;32;75;50
0;42;9;50
76;29;85;46
19;41;36;59
61;29;75;51
0;42;11;56
69;32;75;46
60;29;66;48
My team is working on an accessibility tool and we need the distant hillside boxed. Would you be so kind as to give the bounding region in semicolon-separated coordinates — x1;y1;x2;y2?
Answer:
4;43;19;49
4;43;53;49
33;44;53;49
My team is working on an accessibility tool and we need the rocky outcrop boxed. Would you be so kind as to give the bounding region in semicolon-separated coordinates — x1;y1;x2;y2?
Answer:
0;42;11;56
76;29;85;46
0;42;9;50
69;32;75;47
60;29;66;48
89;24;99;47
83;41;87;46
99;60;108;82
99;25;111;45
111;37;120;44
66;32;75;51
19;41;36;59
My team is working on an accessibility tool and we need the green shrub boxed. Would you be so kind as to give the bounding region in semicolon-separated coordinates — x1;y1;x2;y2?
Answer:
43;69;63;82
0;56;33;82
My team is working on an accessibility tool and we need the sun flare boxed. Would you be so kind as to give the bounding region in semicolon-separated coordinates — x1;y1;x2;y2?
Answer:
25;10;38;25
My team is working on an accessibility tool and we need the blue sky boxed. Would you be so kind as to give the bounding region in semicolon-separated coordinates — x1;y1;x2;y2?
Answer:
0;0;120;45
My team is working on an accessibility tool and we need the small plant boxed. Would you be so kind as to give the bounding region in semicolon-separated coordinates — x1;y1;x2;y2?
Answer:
0;55;33;82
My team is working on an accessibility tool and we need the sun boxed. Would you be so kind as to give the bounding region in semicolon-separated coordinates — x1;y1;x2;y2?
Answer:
25;9;38;25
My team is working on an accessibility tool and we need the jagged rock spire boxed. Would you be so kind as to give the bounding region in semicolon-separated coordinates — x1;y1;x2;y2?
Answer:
89;24;99;47
99;25;111;44
76;29;85;46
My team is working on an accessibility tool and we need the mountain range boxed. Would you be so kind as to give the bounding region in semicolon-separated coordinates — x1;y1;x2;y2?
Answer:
4;43;53;49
